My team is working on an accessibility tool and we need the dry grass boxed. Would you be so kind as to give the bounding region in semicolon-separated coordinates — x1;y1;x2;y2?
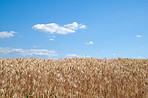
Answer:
0;58;148;98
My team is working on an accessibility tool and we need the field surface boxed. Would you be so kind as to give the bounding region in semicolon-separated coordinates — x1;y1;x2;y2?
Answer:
0;58;148;98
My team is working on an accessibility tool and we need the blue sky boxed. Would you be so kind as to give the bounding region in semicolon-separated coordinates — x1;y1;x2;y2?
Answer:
0;0;148;59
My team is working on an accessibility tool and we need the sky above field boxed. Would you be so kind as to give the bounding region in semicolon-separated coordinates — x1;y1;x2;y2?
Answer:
0;0;148;59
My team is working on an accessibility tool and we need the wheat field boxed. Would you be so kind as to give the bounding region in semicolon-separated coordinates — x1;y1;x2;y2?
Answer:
0;58;148;98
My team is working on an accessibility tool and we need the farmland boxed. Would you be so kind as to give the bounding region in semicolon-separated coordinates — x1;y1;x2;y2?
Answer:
0;58;148;98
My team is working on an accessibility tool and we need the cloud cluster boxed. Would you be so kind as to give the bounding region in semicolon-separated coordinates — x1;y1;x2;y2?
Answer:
0;31;17;38
85;41;94;45
32;22;86;35
0;47;58;57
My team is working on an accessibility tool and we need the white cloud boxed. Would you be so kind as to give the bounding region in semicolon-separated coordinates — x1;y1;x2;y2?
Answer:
64;22;79;30
66;54;79;57
136;35;142;38
32;22;86;35
85;41;94;45
0;31;17;38
0;47;13;54
79;24;86;29
66;54;89;58
0;47;58;57
49;38;54;41
49;36;55;41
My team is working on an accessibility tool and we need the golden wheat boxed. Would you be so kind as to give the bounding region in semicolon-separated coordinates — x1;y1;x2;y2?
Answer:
0;58;148;98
